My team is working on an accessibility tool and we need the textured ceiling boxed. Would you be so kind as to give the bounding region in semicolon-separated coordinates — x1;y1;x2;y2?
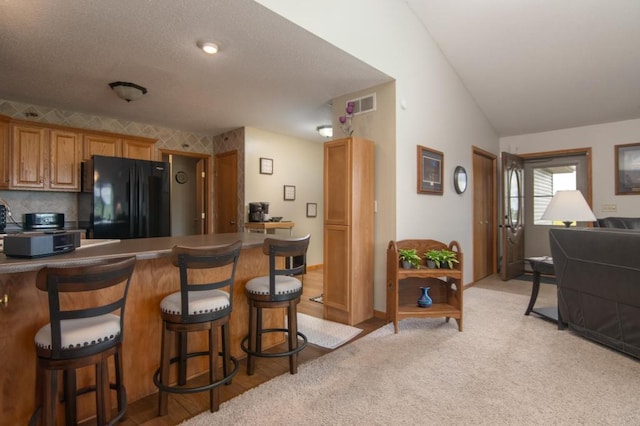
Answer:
2;1;639;142
0;0;391;141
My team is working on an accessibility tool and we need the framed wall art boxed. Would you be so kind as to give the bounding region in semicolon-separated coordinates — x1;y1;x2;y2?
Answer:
306;202;317;217
615;143;640;195
417;145;444;195
260;157;273;175
284;185;296;201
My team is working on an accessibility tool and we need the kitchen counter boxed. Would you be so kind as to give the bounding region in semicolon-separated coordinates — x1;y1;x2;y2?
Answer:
0;232;268;273
0;232;285;424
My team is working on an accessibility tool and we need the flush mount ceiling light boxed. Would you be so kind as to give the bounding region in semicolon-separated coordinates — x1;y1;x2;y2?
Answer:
317;125;333;138
198;41;219;55
108;81;147;102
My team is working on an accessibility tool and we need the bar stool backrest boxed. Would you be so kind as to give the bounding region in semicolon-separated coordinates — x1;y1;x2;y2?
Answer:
170;240;242;323
263;234;310;298
35;257;136;360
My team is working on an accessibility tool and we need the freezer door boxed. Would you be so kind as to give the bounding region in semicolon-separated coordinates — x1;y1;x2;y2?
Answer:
91;156;135;239
136;160;171;238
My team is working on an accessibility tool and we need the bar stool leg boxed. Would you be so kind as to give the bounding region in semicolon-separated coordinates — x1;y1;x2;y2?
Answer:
42;368;58;426
114;347;126;412
287;301;298;374
247;302;258;376
221;321;232;383
158;323;171;416
63;369;77;425
178;332;188;386
208;324;219;412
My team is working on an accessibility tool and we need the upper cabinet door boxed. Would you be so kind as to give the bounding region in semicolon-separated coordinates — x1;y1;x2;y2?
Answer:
0;118;10;189
122;137;155;160
324;138;352;225
11;124;47;189
50;129;82;191
83;134;122;160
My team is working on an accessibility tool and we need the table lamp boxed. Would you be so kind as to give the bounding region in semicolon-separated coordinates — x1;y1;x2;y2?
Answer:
541;190;597;227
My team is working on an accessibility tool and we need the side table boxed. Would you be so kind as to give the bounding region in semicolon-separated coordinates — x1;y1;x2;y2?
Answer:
524;256;565;330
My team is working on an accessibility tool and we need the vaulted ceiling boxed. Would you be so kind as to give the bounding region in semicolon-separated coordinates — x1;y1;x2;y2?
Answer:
1;1;639;142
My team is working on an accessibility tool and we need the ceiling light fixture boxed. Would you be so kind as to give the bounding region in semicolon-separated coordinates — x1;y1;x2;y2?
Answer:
199;41;219;55
109;81;147;102
317;125;333;138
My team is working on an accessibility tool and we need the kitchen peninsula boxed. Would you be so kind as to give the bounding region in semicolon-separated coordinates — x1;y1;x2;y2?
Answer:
0;232;286;424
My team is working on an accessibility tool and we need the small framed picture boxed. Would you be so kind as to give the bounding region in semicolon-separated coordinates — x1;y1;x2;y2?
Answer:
260;157;273;175
417;145;444;195
306;203;317;217
284;185;296;201
615;143;640;195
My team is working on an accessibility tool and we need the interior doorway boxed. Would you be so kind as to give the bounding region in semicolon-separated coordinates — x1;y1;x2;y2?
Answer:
472;147;498;282
160;150;210;236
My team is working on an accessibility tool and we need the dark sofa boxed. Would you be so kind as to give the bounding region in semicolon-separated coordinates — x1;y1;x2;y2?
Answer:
549;227;640;359
597;216;640;229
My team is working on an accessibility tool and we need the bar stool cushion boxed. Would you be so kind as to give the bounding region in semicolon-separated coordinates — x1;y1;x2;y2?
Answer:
160;289;230;316
245;275;302;296
34;313;121;350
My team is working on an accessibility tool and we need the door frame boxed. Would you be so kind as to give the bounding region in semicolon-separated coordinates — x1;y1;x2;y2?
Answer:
472;146;498;282
159;149;212;233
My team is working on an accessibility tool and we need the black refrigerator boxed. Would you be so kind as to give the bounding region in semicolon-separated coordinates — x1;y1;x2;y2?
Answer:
78;156;171;239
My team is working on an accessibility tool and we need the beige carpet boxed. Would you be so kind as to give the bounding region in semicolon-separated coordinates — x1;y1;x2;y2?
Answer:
181;286;640;425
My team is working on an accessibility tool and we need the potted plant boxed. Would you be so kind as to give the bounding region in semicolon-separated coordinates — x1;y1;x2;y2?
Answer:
398;248;421;269
424;249;459;269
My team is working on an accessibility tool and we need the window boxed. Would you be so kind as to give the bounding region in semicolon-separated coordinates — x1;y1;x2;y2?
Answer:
533;165;576;225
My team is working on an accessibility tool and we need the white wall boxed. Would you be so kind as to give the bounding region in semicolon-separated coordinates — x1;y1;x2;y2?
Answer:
500;118;640;218
244;127;324;266
258;0;499;308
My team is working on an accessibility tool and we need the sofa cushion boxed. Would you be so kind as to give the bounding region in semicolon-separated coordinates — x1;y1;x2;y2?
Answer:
597;217;640;229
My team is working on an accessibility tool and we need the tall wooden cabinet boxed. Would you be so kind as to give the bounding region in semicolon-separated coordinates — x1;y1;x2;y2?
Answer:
0;117;10;188
323;137;375;325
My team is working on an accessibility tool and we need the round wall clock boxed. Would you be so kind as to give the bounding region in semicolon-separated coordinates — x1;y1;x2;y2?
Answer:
175;171;188;184
453;166;467;194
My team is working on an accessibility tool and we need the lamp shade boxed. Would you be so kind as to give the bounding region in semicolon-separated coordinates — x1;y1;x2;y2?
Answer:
541;190;596;227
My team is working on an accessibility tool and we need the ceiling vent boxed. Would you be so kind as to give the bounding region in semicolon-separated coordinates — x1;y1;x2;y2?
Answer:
347;93;376;115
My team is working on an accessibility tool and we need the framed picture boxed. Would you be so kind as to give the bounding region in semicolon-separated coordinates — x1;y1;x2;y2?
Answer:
417;145;444;195
284;185;296;201
615;143;640;195
260;157;273;175
306;202;317;217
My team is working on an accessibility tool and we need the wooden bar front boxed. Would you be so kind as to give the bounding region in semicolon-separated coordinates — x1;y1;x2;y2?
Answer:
0;233;284;424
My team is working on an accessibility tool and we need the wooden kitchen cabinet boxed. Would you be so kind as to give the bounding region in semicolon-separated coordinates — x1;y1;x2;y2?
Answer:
323;137;375;325
83;133;155;161
0;117;10;188
49;129;82;191
122;137;156;160
83;133;122;160
11;123;47;190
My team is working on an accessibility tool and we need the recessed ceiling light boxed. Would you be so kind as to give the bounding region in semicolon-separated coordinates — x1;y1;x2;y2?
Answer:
199;41;219;55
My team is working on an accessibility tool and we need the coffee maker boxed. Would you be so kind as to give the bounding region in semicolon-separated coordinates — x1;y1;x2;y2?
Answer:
249;202;270;222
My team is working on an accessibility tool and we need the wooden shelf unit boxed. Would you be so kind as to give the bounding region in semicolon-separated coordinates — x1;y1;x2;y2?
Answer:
387;239;463;333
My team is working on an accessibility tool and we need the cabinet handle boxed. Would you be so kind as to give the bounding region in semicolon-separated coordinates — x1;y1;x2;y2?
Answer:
1;294;8;308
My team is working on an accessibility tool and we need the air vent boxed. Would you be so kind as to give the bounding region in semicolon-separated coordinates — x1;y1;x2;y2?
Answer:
347;93;376;115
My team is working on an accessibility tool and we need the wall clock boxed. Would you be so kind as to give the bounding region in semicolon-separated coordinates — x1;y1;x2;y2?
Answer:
453;166;467;194
175;171;188;184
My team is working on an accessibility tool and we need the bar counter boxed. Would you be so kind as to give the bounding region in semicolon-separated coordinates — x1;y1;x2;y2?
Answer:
0;232;284;424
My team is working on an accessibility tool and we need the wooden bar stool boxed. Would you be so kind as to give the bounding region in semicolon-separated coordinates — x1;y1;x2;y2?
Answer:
153;240;242;415
30;257;136;426
241;235;310;375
